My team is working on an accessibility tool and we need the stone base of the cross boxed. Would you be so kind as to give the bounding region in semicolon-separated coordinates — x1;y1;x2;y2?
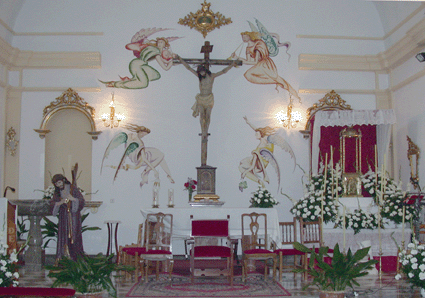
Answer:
193;165;221;202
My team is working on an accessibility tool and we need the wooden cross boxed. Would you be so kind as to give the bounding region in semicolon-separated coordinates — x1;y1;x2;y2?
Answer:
174;41;242;69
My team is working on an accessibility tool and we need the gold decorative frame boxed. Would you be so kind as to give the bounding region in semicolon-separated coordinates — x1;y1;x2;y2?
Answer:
178;0;232;38
300;90;352;138
6;127;19;156
407;135;420;189
34;88;102;140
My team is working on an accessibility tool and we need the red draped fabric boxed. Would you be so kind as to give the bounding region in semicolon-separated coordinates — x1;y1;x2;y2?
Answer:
318;124;377;174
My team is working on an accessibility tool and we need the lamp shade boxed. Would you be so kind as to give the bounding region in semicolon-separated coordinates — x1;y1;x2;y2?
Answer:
416;52;425;62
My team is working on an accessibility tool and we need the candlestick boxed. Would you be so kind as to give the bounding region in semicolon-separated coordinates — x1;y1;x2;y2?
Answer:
375;145;378;200
168;188;174;207
321;153;328;242
343;205;346;253
402;205;406;244
331;146;334;200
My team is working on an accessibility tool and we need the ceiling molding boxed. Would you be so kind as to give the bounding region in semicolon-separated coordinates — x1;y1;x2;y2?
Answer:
0;35;101;70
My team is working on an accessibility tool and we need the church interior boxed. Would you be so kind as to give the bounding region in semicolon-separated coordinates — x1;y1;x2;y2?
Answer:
2;0;425;297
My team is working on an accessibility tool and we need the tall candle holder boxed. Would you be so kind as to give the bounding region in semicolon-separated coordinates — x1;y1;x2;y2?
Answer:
168;188;174;208
152;182;160;208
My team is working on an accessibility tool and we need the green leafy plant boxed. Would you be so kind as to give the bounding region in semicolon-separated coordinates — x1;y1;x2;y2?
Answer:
46;253;133;297
16;216;29;241
41;213;101;249
293;242;378;292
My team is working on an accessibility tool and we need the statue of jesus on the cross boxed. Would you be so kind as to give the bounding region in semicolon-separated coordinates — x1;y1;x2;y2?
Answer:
176;41;240;166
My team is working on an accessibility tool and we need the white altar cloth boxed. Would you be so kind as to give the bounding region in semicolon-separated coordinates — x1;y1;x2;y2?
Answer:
141;207;281;255
323;227;411;256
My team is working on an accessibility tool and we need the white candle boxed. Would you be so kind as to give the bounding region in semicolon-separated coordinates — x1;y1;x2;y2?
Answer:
402;205;406;243
168;188;174;206
343;206;346;251
331;146;334;199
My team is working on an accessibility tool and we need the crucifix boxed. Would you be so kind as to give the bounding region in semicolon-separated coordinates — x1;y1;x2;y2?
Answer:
176;41;241;201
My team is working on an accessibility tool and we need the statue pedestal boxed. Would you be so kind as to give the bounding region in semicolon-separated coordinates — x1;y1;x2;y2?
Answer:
194;165;224;205
9;199;51;271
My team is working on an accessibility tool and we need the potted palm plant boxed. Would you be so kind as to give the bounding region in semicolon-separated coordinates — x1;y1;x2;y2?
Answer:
293;242;378;298
46;253;134;298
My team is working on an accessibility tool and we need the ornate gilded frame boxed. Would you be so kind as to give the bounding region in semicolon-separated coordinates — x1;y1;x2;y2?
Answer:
34;88;102;140
178;0;232;38
300;90;352;139
407;135;420;189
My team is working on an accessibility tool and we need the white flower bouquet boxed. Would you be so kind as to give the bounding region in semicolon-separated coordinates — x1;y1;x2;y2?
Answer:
290;163;341;223
0;233;21;287
334;208;383;235
396;240;425;289
249;186;279;208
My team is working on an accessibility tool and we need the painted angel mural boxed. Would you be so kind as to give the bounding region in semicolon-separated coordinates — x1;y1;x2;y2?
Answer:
101;124;175;188
100;28;181;89
239;116;296;192
231;19;300;101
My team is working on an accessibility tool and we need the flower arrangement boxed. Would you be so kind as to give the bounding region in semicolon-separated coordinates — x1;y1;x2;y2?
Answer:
290;163;341;223
0;232;23;287
361;169;417;225
396;239;425;289
334;208;382;235
249;186;279;208
184;177;197;201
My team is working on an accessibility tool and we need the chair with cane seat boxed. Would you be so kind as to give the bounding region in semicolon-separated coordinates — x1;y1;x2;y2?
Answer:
241;212;277;282
118;223;145;281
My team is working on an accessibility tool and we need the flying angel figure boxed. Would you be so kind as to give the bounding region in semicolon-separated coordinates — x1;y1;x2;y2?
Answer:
239;116;296;193
230;20;300;101
99;28;182;89
247;18;291;59
101;124;175;188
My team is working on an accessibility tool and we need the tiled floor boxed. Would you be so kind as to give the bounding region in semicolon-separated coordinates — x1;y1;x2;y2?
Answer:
16;259;424;297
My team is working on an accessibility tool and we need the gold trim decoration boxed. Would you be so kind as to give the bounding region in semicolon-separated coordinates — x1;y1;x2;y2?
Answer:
178;0;232;38
407;135;420;188
300;90;352;138
6;127;19;156
34;88;102;140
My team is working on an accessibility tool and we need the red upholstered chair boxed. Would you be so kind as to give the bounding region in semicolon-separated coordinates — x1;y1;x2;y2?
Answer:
273;218;304;281
139;212;174;282
189;215;234;286
241;212;277;282
119;223;145;281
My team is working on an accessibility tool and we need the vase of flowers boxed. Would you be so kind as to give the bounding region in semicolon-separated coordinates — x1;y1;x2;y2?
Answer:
0;231;27;287
249;186;278;208
396;239;425;295
184;177;197;201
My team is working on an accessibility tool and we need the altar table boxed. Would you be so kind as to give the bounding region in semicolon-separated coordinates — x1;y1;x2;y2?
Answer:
141;207;281;255
323;228;411;256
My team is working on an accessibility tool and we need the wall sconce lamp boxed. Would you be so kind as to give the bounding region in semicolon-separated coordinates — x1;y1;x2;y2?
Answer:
101;93;125;128
275;101;303;129
416;52;425;62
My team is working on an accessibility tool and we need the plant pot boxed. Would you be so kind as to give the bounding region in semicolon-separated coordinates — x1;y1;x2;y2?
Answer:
319;290;346;298
75;291;104;298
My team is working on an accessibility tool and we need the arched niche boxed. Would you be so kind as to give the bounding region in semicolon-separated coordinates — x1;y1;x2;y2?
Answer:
34;88;102;195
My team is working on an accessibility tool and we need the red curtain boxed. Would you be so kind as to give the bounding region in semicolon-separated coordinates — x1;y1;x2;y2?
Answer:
318;124;377;174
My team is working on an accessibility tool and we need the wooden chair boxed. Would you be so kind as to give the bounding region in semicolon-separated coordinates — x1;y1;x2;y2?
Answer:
189;215;234;286
139;212;174;282
118;223;145;281
299;217;332;278
273;218;304;280
241;212;277;282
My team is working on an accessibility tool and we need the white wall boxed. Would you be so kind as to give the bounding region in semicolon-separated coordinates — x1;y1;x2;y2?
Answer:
4;0;422;255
